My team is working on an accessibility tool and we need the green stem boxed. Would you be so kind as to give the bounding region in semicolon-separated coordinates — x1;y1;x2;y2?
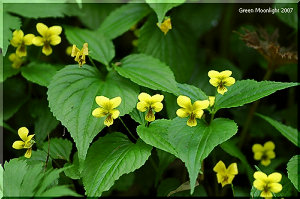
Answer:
210;113;215;124
231;184;235;197
119;117;137;141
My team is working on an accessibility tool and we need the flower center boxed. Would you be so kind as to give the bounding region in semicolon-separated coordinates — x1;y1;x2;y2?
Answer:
223;175;229;183
261;152;268;160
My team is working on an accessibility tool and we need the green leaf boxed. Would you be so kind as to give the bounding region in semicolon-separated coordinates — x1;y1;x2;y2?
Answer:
39;185;80;197
98;3;151;39
138;117;238;194
274;2;298;30
2;55;21;82
4;3;68;19
155;149;176;186
250;185;261;198
214;80;299;111
177;83;208;101
21;62;60;87
64;152;81;180
42;138;72;161
3;12;21;56
0;165;3;199
129;108;146;125
287;155;299;191
256;113;299;147
145;0;185;23
116;54;179;95
3;77;29;120
47;65;139;161
138;15;196;82
64;27;115;66
82;132;152;196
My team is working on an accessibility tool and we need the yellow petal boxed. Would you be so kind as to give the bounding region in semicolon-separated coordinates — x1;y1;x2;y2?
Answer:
266;151;275;159
219;70;232;78
12;141;25;149
42;44;53;56
49;35;61;45
252;144;264;153
226;174;235;185
254;152;263;160
32;36;44;46
27;134;35;142
71;45;80;57
92;107;107;118
187;118;197;127
152;102;163;112
137;101;148;112
16;45;27;57
260;190;273;198
227;163;238;175
24;148;32;158
264;141;275;151
95;96;109;107
23;34;35;45
9;53;17;61
217;86;227;95
216;173;223;183
208;70;220;78
145;111;155;122
261;159;271;166
151;94;164;103
193;109;204;119
213;160;226;174
138;92;151;102
193;100;209;110
254;171;268;181
176;108;189;118
111;109;120;119
36;23;48;37
10;30;24;47
209;78;220;87
82;43;89;55
177;95;192;109
48;25;62;35
224;77;235;86
209;96;215;107
268;172;282;183
104;115;114;127
18;127;29;141
253;179;265;191
66;46;72;55
110;97;122;109
269;183;282;193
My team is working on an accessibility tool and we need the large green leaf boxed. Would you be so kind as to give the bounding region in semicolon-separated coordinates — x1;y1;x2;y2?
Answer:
64;27;115;66
48;65;139;161
145;0;185;23
256;113;299;147
98;3;151;39
42;138;73;161
138;15;196;82
0;165;3;198
287;155;299;191
3;12;21;56
274;2;298;30
21;62;61;87
82;132;152;196
137;117;238;194
116;54;179;95
177;83;207;101
214;80;299;111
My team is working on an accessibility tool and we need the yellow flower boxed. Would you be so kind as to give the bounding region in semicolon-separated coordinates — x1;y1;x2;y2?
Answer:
12;127;35;158
10;30;34;57
66;45;72;55
176;95;209;127
208;70;236;95
32;23;62;56
209;96;215;107
252;141;275;166
92;96;122;127
253;171;282;198
71;43;89;67
156;17;172;35
8;53;23;69
213;160;238;187
137;92;164;122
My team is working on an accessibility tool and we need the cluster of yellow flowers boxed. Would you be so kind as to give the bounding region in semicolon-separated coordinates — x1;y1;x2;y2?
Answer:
9;23;62;69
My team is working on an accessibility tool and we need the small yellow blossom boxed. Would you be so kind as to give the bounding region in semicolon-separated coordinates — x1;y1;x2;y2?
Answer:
92;96;122;127
209;96;215;107
253;171;282;198
208;70;235;95
137;92;164;122
12;127;35;158
66;46;72;55
213;160;238;187
156;17;172;35
8;53;23;69
176;95;209;127
32;23;62;56
252;141;275;166
71;43;89;67
10;30;35;57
